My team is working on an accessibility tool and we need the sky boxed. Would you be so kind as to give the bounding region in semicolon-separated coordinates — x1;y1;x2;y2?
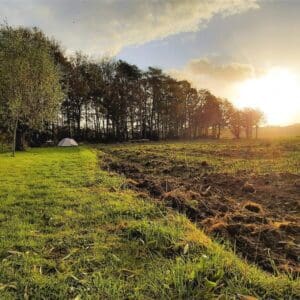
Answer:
1;0;300;125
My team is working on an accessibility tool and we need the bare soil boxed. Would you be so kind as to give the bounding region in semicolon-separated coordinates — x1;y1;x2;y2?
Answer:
100;149;300;275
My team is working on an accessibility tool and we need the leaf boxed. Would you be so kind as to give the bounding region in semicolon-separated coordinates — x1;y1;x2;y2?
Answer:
62;249;78;261
7;250;23;256
188;270;196;281
205;279;217;289
0;283;17;291
111;254;121;263
183;243;189;255
237;295;258;300
71;275;80;282
62;253;73;261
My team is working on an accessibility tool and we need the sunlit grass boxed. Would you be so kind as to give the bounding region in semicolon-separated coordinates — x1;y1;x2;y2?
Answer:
101;138;300;174
0;146;298;298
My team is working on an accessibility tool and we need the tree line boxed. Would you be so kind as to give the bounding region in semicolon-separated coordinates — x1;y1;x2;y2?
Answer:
0;25;264;153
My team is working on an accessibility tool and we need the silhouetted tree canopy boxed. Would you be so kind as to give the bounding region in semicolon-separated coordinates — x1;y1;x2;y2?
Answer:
0;25;265;151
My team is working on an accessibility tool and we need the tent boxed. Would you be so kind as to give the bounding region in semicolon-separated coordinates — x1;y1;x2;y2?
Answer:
58;138;78;147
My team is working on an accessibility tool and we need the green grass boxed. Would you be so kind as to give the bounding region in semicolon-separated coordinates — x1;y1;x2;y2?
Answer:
0;146;299;299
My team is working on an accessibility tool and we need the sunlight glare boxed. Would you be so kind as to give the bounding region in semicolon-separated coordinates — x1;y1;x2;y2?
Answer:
235;68;300;125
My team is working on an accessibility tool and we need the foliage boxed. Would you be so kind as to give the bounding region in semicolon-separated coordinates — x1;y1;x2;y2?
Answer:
0;25;64;154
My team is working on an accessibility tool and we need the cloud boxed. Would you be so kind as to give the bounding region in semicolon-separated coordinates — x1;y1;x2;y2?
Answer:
0;0;259;56
169;56;256;91
187;58;255;81
168;56;257;105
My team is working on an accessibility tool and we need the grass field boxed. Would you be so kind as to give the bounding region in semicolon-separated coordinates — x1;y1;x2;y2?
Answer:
100;138;300;174
0;145;299;299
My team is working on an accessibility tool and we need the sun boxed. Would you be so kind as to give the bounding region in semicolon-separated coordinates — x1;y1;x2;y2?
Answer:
235;68;300;125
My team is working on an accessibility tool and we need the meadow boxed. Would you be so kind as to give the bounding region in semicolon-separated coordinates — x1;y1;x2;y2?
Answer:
0;142;299;299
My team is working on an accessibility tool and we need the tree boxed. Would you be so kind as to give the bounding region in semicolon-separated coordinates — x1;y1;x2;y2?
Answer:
229;109;243;139
241;108;265;139
0;24;267;146
65;53;90;138
219;99;235;138
0;25;63;156
195;90;222;138
252;109;265;139
85;62;106;140
241;108;254;139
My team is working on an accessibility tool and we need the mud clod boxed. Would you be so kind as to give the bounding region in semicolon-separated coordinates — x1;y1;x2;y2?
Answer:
109;187;117;192
201;161;209;167
208;222;228;235
294;179;300;188
279;223;300;235
120;179;139;190
137;179;164;197
242;182;256;193
243;201;263;214
163;189;201;220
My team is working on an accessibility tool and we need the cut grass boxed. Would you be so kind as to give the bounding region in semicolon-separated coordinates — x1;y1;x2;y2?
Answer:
0;146;299;299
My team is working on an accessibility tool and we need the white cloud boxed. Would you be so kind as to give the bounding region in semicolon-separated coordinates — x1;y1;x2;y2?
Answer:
0;0;259;56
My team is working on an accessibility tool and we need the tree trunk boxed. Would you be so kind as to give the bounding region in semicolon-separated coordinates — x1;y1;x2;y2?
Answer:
16;129;27;151
12;118;18;157
237;128;240;139
77;115;81;138
85;103;88;139
217;124;221;139
130;114;134;139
